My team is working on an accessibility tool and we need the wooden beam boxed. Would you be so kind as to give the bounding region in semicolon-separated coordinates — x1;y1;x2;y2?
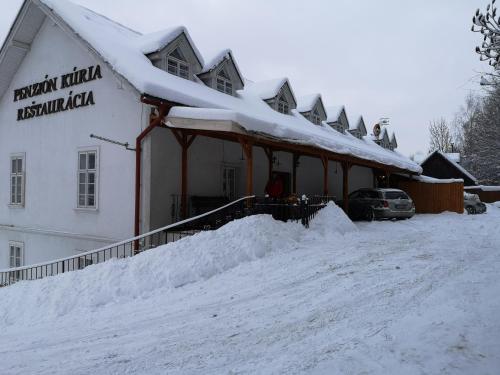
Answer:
177;128;415;176
240;141;254;197
292;153;300;194
170;130;197;219
321;156;329;196
342;162;351;213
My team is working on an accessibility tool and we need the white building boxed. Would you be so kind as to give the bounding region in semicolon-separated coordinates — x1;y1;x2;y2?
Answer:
0;0;421;270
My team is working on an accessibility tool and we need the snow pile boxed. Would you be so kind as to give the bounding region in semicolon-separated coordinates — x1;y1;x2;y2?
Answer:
307;201;358;237
492;201;500;208
2;209;500;374
0;215;303;327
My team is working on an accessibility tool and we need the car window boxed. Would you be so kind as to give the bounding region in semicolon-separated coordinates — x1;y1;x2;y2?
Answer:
384;191;409;200
365;191;380;199
349;191;361;199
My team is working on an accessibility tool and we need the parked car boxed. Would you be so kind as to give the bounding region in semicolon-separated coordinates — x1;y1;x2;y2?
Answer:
341;188;415;221
464;192;487;214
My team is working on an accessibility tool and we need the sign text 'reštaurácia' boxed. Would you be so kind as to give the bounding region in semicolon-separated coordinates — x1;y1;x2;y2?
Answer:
14;65;102;121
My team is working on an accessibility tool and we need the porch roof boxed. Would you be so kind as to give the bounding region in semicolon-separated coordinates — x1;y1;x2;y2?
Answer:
166;107;421;173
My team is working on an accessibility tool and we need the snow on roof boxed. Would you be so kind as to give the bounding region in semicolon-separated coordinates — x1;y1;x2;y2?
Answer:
36;0;421;174
167;106;421;173
325;105;345;123
296;93;321;113
131;26;204;67
243;78;289;100
444;152;460;163
421;151;477;183
464;185;500;192
348;113;363;130
200;49;242;82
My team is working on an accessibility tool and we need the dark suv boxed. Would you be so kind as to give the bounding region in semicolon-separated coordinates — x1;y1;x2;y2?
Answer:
343;188;415;221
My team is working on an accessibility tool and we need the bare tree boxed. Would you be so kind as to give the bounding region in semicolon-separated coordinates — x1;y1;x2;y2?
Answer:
428;118;454;153
472;0;500;85
459;87;500;184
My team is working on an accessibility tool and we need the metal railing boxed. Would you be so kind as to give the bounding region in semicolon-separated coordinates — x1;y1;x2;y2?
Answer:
0;195;333;287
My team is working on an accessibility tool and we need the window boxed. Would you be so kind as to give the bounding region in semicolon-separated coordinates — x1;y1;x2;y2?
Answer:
312;109;321;125
277;95;289;114
10;154;25;206
222;167;237;200
384;191;409;200
9;242;24;268
78;149;98;209
216;77;233;95
167;48;190;79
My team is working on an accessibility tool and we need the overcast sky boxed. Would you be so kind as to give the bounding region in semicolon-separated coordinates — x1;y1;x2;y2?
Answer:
0;0;487;157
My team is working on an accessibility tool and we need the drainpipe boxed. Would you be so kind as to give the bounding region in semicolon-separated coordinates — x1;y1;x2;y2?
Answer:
134;96;174;237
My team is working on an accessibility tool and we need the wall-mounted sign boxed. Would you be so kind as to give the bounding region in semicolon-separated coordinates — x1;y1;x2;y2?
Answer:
13;65;102;121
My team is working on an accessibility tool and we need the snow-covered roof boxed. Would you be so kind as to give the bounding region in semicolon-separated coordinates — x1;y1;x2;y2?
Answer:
444;152;460;163
464;185;500;192
243;78;290;101
326;105;345;123
296;93;321;113
200;48;242;79
421;151;477;183
3;0;421;174
348;113;364;130
133;26;204;66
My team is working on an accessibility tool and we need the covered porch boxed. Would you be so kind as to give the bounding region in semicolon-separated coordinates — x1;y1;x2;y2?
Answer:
138;98;415;234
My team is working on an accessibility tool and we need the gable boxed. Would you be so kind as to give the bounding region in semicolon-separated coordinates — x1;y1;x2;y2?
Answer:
198;52;244;94
263;80;297;113
0;0;46;101
277;81;296;109
338;109;349;131
358;118;367;136
421;152;477;185
147;32;202;80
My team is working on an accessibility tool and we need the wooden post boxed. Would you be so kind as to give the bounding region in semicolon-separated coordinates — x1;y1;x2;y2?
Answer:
321;156;329;196
292;153;300;194
172;130;196;219
240;140;253;197
342;162;351;213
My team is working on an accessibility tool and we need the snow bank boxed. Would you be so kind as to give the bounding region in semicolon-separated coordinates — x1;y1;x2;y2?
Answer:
307;201;358;238
0;215;303;327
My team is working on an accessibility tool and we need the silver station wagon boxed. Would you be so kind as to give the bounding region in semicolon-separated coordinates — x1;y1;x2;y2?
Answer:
344;188;415;221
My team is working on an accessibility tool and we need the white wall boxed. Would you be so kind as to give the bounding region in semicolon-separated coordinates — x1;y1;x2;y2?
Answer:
0;19;144;268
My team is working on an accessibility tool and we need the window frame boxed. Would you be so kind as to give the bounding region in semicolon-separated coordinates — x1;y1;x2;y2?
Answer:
76;147;99;211
277;95;290;114
9;153;25;207
9;241;24;268
166;53;190;80
312;109;322;125
215;68;233;95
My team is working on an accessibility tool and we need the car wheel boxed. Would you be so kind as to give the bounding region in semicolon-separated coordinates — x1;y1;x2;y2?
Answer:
466;206;476;215
365;208;375;222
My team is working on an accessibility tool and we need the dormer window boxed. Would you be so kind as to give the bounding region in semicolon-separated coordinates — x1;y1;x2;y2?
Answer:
277;95;289;114
216;69;233;95
312;109;321;125
167;48;189;79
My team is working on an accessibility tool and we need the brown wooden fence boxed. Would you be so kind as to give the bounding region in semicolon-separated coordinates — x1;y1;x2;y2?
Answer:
464;187;500;203
392;178;464;214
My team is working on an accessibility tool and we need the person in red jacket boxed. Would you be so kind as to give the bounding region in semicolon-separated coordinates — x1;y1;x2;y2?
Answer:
265;172;284;199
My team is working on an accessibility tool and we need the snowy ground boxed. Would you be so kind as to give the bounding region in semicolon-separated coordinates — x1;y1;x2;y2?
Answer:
1;203;500;375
